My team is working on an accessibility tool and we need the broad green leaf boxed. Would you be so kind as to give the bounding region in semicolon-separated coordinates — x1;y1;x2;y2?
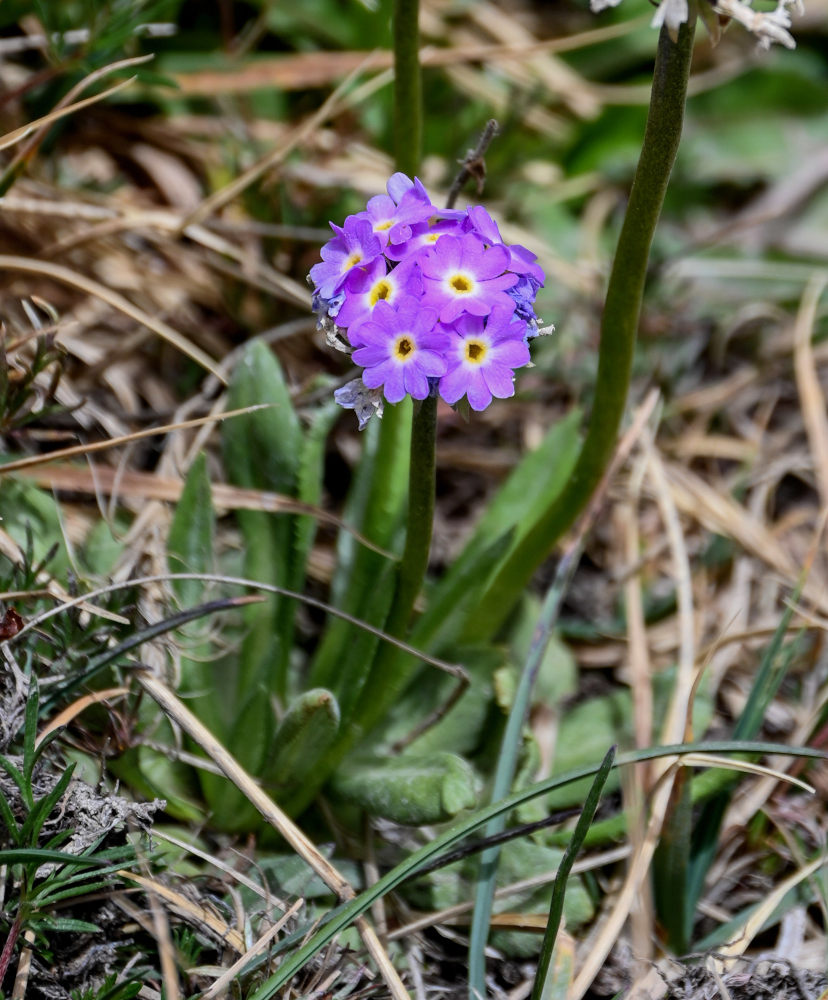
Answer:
265;688;340;798
333;752;478;825
292;400;339;592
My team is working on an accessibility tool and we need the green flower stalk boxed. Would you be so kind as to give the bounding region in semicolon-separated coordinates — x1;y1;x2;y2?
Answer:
467;4;698;642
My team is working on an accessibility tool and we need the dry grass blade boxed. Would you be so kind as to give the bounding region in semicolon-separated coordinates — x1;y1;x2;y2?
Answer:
0;406;267;476
0;256;224;381
36;686;130;748
199;900;303;1000
714;854;828;964
792;273;828;509
647;441;696;751
663;462;828;613
136;672;410;1000
117;870;246;954
9;573;464;685
180;54;382;230
170;19;642;95
15;463;395;559
677;752;815;793
150;830;280;904
0;76;139;153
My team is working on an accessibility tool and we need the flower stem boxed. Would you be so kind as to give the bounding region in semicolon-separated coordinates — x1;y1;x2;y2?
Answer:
467;7;698;640
393;0;422;179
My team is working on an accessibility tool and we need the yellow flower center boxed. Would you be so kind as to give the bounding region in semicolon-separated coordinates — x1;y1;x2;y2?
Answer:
370;280;392;305
374;220;393;231
450;274;473;294
464;339;487;364
344;252;363;269
394;336;415;361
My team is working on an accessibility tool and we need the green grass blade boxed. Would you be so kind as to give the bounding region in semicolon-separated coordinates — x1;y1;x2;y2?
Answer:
532;746;616;1000
468;541;582;998
686;592;804;922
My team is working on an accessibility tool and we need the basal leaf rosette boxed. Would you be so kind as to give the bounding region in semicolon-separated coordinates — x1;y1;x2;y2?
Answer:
309;173;551;428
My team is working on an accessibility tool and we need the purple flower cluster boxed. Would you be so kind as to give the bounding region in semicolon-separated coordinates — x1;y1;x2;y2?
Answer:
309;173;547;428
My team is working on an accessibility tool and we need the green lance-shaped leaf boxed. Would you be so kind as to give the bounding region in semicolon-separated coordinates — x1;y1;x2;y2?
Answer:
265;688;340;798
332;752;477;825
222;340;302;701
168;452;215;610
292;401;340;594
652;766;693;953
309;401;411;696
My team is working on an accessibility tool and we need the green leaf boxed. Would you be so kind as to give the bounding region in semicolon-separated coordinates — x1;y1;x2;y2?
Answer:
20;765;75;847
222;341;301;497
292;400;340;593
310;401;411;694
222;340;303;698
652;768;692;953
332;752;478;824
167;451;214;609
0;848;109;867
381;645;501;757
532;747;614;993
265;689;340;798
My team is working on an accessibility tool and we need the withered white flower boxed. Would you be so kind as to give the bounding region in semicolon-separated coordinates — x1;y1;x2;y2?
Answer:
590;0;802;48
333;377;385;430
714;0;799;49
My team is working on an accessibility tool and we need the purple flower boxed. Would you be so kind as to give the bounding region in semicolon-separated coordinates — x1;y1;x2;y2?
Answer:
385;217;465;262
335;256;422;341
419;233;518;324
438;306;530;411
309;216;383;300
364;173;435;245
352;297;448;403
464;206;545;286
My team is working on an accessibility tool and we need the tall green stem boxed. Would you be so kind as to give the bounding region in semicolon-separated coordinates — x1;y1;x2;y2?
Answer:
393;0;421;179
467;8;697;641
383;395;437;639
287;0;428;812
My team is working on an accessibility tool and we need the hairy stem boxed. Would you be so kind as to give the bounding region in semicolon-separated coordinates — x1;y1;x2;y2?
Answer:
468;8;698;640
393;0;421;179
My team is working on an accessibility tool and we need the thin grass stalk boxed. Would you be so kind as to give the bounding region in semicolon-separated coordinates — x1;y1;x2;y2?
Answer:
467;541;583;998
467;5;698;641
531;746;616;1000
